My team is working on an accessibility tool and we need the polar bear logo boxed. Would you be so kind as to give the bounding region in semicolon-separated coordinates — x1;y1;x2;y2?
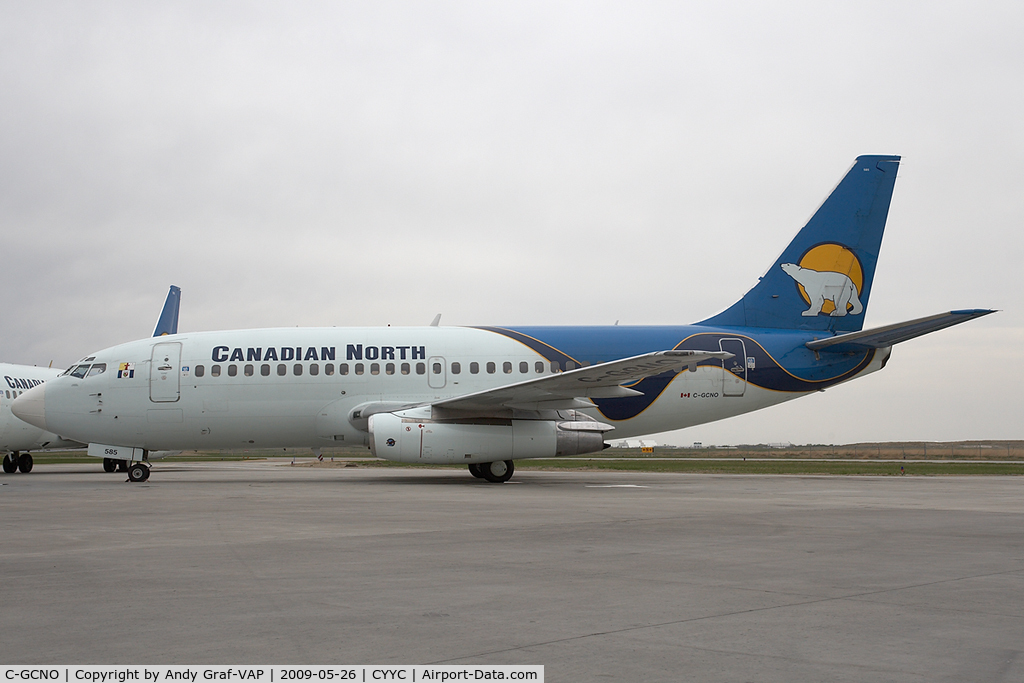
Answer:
781;263;864;317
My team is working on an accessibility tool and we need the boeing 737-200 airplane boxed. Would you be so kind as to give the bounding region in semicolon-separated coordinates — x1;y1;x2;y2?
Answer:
2;285;181;474
13;156;993;483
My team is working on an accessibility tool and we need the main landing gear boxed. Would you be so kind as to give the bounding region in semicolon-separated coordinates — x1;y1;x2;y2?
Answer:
469;460;515;483
2;452;33;474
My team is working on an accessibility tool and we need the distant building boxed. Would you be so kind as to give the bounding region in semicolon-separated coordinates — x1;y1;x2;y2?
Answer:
622;439;658;449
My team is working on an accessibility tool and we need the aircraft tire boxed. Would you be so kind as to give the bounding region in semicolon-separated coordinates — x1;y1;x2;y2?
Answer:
468;463;485;479
18;453;33;473
103;458;117;473
117;460;129;472
481;459;514;483
127;462;149;483
2;454;17;474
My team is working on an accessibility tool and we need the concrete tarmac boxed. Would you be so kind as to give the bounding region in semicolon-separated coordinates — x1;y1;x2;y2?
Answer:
2;462;1022;681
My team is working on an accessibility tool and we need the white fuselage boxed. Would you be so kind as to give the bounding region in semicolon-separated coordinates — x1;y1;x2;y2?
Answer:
16;326;889;459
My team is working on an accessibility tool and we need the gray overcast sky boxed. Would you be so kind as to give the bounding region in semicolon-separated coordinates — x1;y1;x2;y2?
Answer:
1;2;1020;445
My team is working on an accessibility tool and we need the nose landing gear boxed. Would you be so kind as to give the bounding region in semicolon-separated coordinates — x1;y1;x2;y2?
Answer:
126;461;151;482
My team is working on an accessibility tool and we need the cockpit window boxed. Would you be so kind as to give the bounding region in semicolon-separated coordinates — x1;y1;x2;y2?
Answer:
69;365;90;379
86;363;106;378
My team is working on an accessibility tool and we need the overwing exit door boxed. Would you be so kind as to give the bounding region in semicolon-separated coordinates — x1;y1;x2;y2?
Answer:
427;356;447;389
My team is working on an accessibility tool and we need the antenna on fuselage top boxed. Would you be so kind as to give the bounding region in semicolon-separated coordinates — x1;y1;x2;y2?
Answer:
429;314;441;327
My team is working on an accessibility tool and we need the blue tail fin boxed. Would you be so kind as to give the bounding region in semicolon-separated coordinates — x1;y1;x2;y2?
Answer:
152;285;181;336
700;155;900;332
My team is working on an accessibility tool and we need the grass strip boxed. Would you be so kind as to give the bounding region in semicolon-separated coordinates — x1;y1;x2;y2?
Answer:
514;459;1024;475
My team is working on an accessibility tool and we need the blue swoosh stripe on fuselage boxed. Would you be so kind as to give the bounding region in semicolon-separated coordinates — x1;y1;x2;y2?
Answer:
472;326;875;421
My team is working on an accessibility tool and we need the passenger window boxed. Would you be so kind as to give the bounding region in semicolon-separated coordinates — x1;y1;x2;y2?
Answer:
470;362;479;374
416;362;425;375
87;363;106;377
325;364;334;376
277;364;286;376
293;364;303;376
566;361;576;371
261;364;270;376
195;365;205;378
310;363;319;376
355;363;364;375
503;361;512;374
486;362;495;374
244;364;254;376
211;365;221;377
519;361;528;374
432;362;442;374
228;365;238;377
340;363;350;375
535;361;544;373
385;363;395;375
401;363;410;375
370;363;380;375
70;365;90;379
451;362;461;374
4;390;9;399
551;361;560;373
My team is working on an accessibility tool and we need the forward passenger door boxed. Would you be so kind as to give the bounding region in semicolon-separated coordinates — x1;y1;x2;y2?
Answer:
150;342;182;402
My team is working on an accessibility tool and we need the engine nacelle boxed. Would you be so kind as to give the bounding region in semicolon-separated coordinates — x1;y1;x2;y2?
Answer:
368;412;609;464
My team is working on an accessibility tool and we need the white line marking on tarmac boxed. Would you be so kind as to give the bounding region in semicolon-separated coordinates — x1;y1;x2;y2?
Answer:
585;484;648;488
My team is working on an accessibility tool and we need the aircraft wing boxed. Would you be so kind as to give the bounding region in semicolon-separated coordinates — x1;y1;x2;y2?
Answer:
432;349;732;413
806;309;996;353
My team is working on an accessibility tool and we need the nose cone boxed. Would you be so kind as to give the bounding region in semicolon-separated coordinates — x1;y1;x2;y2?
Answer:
12;384;47;430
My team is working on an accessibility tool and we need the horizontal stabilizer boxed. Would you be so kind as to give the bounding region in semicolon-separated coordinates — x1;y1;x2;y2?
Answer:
433;349;732;413
806;309;996;353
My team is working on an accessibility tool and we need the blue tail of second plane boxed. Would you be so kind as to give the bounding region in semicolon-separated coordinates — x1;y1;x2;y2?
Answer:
701;155;900;332
152;285;181;337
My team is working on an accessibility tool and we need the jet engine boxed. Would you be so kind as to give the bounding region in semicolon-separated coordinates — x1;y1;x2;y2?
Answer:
368;412;611;464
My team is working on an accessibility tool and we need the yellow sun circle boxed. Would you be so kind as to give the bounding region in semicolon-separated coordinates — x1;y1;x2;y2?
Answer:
795;244;864;314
